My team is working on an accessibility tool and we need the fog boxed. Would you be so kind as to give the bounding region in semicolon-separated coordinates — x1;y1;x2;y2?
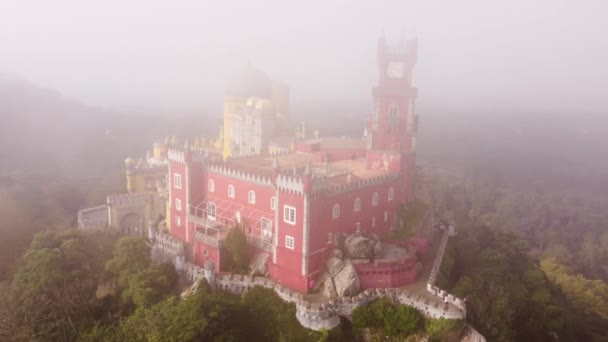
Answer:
1;0;608;114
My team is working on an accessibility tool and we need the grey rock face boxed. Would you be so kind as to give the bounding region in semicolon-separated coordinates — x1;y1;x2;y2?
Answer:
322;255;360;298
249;253;269;276
343;234;384;259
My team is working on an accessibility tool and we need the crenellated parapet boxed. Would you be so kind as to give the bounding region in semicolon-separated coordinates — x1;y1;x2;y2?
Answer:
310;171;400;196
107;193;152;208
176;264;465;331
168;148;206;165
168;149;185;164
276;173;304;195
151;231;186;265
207;162;273;186
426;228;467;312
77;205;109;230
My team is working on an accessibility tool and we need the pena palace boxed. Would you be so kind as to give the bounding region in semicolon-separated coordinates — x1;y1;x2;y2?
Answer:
78;36;427;294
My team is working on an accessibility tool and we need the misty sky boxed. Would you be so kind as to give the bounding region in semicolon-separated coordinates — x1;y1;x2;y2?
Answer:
1;0;607;114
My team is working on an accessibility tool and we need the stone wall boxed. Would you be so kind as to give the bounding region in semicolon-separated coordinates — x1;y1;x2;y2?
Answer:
77;205;108;230
175;267;465;331
426;228;467;312
151;232;185;265
153;230;477;337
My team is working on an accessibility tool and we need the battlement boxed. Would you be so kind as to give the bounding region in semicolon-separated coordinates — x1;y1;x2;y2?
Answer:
311;171;400;196
106;193;151;208
177;263;465;331
77;205;108;230
207;161;273;186
426;228;467;312
151;232;186;265
276;173;304;195
168;149;185;163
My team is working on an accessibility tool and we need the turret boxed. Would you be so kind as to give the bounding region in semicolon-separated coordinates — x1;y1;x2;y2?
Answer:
153;140;168;161
183;140;192;163
272;157;280;184
303;162;312;193
125;157;136;194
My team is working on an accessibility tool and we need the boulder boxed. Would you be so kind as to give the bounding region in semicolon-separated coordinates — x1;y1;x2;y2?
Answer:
344;234;373;259
249;253;269;277
323;258;360;298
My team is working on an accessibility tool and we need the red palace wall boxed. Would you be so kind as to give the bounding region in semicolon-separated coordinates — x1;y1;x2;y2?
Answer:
354;257;418;289
205;171;275;240
304;180;401;281
194;242;224;271
270;189;307;292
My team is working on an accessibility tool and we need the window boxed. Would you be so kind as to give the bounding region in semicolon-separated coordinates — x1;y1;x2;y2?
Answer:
328;233;333;244
208;179;215;192
173;174;182;189
285;235;295;250
372;192;379;206
371;216;376;227
388;187;394;201
356;222;361;233
203;249;209;256
332;204;340;219
248;190;256;204
271;196;277;210
207;202;216;220
354;198;361;212
175;199;182;211
283;205;296;225
384;211;388;222
175;216;181;226
261;218;272;241
228;185;235;198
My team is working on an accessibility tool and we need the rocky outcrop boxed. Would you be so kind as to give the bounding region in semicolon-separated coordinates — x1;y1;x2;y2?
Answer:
322;249;360;298
343;234;384;259
249;253;269;277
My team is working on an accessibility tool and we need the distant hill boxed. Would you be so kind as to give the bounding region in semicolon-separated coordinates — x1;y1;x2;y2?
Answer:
0;75;212;180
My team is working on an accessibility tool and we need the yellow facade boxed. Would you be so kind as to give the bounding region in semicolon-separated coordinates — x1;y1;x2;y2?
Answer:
222;96;246;159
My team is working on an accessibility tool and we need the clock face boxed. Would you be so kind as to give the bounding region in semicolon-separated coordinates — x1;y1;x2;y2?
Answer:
387;62;404;78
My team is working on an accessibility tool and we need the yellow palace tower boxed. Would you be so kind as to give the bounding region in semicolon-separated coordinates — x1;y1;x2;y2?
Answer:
222;65;289;158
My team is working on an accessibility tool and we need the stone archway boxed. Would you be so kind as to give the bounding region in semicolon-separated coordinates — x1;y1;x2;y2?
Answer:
120;212;143;236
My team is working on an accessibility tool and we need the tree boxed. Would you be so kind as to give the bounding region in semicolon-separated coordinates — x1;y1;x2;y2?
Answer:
424;318;464;342
3;229;114;341
352;298;422;338
224;223;250;273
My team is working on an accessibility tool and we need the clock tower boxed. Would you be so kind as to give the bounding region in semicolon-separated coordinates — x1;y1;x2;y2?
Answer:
366;36;419;202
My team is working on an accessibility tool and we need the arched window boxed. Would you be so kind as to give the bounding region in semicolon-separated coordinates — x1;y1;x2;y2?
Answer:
354;198;361;212
388;187;394;201
208;179;215;192
248;190;256;204
207;202;216;220
270;196;277;210
388;104;399;121
372;192;379;206
228;185;235;199
332;204;340;219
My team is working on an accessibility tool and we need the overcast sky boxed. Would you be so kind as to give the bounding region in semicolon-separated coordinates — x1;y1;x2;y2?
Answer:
1;0;607;114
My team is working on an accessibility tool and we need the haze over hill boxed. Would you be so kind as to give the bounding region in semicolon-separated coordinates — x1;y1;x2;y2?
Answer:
2;0;608;113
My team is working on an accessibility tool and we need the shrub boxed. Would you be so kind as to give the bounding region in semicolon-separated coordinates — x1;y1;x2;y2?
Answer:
352;298;422;337
425;318;464;341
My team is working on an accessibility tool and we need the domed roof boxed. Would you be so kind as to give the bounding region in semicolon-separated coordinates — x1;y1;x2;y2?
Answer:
255;98;273;112
225;65;272;98
125;157;135;167
246;97;259;107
